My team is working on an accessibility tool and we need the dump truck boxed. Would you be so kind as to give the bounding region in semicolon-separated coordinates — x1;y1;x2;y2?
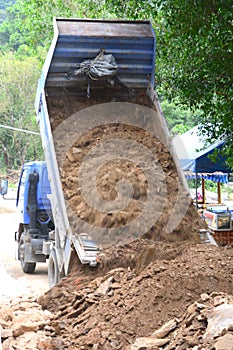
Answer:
13;18;192;287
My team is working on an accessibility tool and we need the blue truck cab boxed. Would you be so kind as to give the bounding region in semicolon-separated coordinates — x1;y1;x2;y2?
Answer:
15;161;54;273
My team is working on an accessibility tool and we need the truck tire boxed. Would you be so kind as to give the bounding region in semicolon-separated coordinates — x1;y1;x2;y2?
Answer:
48;249;59;288
19;232;36;274
21;260;36;274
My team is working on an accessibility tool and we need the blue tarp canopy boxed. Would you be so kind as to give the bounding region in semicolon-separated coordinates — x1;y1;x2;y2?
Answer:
185;172;228;184
172;125;231;182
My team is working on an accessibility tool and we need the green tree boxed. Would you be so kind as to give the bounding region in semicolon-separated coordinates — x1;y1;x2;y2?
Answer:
0;0;111;56
0;54;43;171
160;99;202;135
0;0;15;24
157;0;233;166
0;0;232;168
0;0;15;10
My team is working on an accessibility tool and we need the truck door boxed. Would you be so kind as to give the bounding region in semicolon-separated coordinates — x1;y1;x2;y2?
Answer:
16;167;30;224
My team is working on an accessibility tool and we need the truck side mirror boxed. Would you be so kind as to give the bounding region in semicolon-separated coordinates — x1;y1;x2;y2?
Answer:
0;179;8;196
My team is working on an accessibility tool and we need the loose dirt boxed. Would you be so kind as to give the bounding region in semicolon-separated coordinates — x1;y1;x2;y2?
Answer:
48;92;205;247
1;92;232;349
2;242;232;349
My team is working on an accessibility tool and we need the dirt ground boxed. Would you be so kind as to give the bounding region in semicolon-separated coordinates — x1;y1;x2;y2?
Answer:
0;193;49;303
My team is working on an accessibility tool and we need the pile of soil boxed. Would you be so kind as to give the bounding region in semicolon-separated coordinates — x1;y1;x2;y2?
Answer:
36;242;233;349
48;92;205;247
129;291;233;350
2;242;232;350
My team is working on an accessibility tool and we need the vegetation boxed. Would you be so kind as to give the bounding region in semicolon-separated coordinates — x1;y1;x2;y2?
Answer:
0;54;43;172
0;0;15;24
0;0;232;174
157;0;233;168
160;99;202;135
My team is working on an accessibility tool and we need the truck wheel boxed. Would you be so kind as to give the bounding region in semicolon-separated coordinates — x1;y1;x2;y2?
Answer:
48;249;59;288
19;232;36;273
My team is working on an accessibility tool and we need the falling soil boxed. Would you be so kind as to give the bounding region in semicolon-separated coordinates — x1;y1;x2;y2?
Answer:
47;91;205;247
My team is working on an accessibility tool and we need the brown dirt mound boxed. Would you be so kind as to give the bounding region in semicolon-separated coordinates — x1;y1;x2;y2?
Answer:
2;246;232;350
38;242;233;349
129;291;233;350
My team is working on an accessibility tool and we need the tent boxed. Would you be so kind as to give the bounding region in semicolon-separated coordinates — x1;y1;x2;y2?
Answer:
185;172;228;184
172;125;231;175
172;125;231;205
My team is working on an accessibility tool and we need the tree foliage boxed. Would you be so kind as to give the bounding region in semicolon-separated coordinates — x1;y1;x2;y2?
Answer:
157;0;233;166
161;99;202;136
0;55;43;172
0;0;111;56
0;0;232;171
0;0;15;24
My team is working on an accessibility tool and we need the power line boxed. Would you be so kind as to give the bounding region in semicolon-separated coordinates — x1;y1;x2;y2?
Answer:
0;124;40;135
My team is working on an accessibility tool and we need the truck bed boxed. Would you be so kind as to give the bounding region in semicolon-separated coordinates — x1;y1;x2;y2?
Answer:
35;18;203;274
38;18;155;96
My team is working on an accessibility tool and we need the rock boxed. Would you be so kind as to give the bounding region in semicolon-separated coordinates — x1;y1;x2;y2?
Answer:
111;282;122;289
185;312;197;327
12;301;39;311
131;337;170;349
102;330;111;339
151;319;177;338
2;332;42;350
200;293;209;302
1;328;13;339
0;318;10;328
214;333;233;350
95;276;113;295
85;327;101;345
195;302;206;310
187;303;197;314
197;314;207;321
1;240;233;350
185;335;198;347
67;151;74;162
0;307;13;322
12;323;40;337
37;339;56;350
213;296;228;307
203;304;233;341
72;147;82;154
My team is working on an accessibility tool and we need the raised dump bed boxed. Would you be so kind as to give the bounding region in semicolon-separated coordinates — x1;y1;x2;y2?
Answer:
34;18;200;287
36;18;156;97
